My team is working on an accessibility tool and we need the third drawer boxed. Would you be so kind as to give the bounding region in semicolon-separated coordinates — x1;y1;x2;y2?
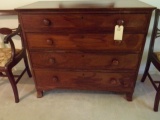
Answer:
30;52;139;70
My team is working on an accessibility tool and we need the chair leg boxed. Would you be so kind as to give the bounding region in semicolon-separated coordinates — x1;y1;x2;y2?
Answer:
5;69;19;103
154;84;160;112
141;59;151;82
23;52;32;78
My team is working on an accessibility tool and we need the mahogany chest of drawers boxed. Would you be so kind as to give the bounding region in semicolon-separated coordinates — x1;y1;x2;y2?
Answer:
16;1;155;101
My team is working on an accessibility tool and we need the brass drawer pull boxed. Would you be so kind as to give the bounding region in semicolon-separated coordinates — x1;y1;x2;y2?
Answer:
112;59;119;65
43;19;51;26
46;39;53;45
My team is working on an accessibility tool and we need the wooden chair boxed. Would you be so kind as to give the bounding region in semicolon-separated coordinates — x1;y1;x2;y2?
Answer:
141;9;160;112
0;24;32;103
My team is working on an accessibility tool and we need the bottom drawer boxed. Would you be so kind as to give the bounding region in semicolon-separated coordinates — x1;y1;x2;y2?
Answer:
34;69;135;92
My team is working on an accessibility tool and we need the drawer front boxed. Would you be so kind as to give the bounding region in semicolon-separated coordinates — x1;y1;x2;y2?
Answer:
34;69;135;91
30;52;139;70
26;33;145;52
21;13;149;32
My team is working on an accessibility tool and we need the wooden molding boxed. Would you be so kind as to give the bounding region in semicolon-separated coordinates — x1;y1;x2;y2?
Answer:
0;10;17;16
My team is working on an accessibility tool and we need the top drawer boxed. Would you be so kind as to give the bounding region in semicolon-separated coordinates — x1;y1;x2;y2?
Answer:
20;13;149;33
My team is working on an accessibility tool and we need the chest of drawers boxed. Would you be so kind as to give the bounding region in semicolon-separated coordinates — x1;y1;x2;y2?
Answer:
16;0;155;101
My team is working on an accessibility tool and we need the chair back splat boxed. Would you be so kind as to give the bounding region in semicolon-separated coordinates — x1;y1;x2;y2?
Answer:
141;9;160;112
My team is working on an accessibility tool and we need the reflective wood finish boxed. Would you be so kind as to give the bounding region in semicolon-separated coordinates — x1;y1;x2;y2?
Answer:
16;1;155;101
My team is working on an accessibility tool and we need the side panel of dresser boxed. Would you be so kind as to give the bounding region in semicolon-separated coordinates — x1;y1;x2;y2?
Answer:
18;10;153;101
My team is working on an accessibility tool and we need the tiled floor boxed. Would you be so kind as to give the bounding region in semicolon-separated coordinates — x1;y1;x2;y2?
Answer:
0;73;160;120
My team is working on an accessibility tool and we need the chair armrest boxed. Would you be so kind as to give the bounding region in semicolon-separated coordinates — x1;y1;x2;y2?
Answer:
4;25;21;44
4;25;22;60
0;28;12;35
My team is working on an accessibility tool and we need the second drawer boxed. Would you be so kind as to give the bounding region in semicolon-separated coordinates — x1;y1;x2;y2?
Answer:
26;33;145;52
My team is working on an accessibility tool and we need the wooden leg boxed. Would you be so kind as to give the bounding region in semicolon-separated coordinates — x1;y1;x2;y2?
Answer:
5;69;19;103
126;92;133;101
23;52;32;78
37;90;43;98
141;59;151;82
154;85;160;112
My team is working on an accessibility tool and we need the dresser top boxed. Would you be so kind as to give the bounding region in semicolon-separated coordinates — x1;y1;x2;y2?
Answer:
16;0;155;10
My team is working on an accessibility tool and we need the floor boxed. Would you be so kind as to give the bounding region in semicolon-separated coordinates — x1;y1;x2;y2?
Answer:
0;73;160;120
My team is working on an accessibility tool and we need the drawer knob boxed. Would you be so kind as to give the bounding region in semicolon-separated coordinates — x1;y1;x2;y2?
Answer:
52;76;58;82
120;81;129;88
110;78;119;86
43;19;51;26
114;40;122;45
46;39;53;45
49;58;55;64
117;19;124;26
112;59;119;65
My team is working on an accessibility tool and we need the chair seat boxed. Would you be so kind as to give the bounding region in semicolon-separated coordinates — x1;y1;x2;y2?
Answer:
0;48;21;67
154;52;160;62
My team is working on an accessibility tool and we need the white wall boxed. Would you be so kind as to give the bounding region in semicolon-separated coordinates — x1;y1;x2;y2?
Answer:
140;0;160;9
0;0;159;74
139;0;160;74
